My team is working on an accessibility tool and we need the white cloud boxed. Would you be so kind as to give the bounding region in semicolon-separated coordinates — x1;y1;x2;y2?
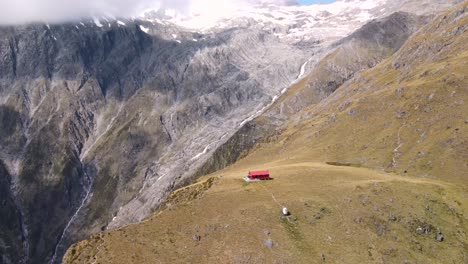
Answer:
0;0;298;25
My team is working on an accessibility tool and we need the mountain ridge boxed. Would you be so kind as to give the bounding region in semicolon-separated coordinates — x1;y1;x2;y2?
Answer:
63;2;468;262
0;0;463;263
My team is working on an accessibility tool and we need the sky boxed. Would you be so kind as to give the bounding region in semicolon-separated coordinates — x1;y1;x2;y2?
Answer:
0;0;337;24
298;0;335;4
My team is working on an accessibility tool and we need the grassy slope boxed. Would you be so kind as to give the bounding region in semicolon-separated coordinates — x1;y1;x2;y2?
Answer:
281;2;468;184
64;3;468;263
64;161;467;263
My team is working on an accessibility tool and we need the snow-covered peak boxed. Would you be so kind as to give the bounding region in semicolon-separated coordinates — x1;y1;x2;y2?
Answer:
141;0;391;42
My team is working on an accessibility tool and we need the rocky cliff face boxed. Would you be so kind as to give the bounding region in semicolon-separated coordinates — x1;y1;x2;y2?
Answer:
0;0;460;263
0;21;310;263
0;160;25;264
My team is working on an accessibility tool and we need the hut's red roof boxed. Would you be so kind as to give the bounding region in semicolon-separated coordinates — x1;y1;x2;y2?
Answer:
248;170;270;176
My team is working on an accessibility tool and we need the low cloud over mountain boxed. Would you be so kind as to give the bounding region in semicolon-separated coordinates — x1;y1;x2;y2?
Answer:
0;0;298;24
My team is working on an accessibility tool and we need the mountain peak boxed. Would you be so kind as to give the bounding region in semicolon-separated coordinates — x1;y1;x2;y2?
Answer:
140;0;391;43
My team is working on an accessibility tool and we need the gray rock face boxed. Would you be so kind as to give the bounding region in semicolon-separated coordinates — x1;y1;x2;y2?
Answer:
0;160;25;264
0;1;458;263
0;20;309;264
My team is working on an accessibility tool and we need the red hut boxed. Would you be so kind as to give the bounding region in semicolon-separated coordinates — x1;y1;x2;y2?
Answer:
247;170;271;181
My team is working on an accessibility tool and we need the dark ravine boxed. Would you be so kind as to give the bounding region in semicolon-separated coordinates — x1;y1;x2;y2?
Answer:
0;160;26;264
49;162;94;264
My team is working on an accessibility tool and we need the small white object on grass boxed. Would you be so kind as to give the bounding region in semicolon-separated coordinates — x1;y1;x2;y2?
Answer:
282;207;289;216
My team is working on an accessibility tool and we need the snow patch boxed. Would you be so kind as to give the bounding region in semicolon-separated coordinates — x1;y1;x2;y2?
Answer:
117;20;126;26
139;25;149;33
189;132;230;161
155;18;164;24
356;11;373;22
93;18;103;27
297;60;308;79
156;175;166;182
190;146;210;161
139;0;387;41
